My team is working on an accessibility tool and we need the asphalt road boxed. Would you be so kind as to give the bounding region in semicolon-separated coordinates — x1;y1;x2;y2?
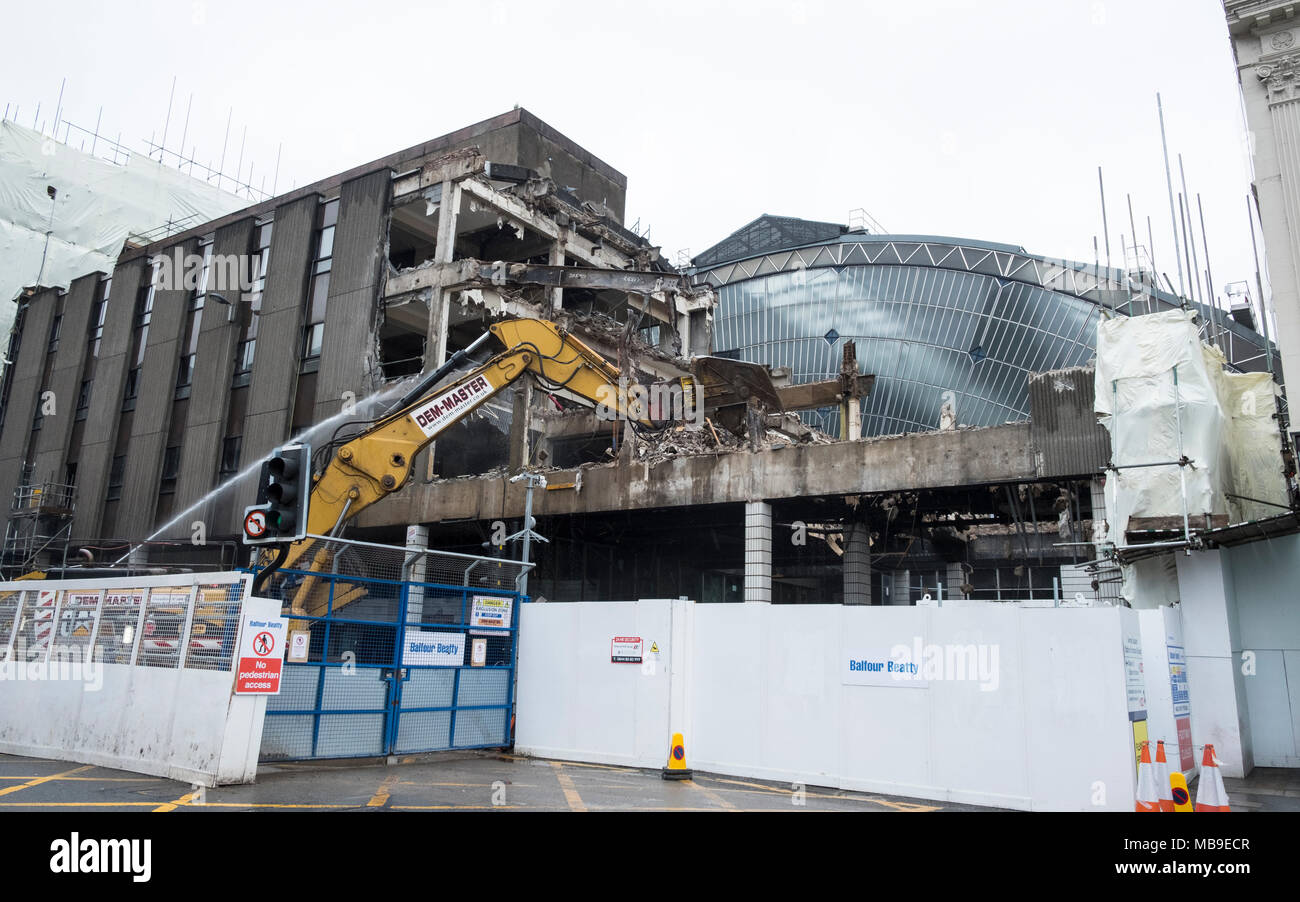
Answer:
0;751;987;812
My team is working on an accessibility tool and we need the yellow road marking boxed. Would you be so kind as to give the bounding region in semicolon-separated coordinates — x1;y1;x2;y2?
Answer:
551;762;586;812
0;801;161;807
0;800;353;809
367;773;400;808
153;791;199;812
0;775;157;782
684;779;737;809
0;765;92;797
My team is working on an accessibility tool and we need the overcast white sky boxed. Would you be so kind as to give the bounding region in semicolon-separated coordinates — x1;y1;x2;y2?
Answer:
1;0;1262;302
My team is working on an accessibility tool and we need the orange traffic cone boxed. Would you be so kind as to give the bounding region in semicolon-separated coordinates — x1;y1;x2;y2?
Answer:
661;732;693;781
1135;741;1161;812
1195;744;1231;812
1155;741;1174;812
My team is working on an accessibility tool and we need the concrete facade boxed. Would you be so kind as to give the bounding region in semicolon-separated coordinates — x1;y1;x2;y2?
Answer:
1226;1;1300;440
0;110;689;571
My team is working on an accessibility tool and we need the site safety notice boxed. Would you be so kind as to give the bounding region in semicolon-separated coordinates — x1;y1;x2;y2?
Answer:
234;597;287;695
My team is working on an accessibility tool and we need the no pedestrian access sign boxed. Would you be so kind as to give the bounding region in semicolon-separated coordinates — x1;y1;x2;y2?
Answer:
235;597;287;695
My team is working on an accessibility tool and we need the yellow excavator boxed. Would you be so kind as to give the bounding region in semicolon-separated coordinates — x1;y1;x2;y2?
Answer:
264;317;775;625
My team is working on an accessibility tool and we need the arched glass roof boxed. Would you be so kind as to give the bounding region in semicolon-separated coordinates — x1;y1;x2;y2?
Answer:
694;220;1278;437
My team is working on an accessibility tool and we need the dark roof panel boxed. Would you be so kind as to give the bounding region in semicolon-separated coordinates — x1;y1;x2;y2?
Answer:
693;214;848;268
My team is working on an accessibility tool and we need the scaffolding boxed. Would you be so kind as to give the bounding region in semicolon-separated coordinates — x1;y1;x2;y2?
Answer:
2;481;76;578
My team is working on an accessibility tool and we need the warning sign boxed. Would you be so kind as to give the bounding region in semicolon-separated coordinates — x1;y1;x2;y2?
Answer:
288;630;310;662
611;636;643;663
235;597;287;695
470;595;513;635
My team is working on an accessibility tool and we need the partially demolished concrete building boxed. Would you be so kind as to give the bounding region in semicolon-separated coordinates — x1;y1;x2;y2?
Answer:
0;109;1293;620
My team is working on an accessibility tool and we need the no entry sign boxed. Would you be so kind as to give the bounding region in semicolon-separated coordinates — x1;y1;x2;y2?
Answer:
235;597;287;695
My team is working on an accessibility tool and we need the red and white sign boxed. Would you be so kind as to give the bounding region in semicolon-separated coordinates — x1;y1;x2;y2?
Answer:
234;597;287;695
33;590;57;651
408;374;493;438
611;636;643;664
243;508;267;540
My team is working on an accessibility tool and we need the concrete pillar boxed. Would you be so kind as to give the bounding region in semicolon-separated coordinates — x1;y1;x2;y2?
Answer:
508;381;533;470
424;180;463;481
427;179;462;369
743;501;772;603
404;524;428;626
547;242;564;311
1175;548;1253;778
842;522;872;605
946;562;966;599
891;569;911;606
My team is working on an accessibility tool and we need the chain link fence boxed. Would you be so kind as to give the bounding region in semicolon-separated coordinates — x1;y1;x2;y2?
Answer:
0;574;250;672
254;534;531;760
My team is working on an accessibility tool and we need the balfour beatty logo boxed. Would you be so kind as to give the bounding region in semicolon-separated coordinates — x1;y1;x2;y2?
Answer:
848;659;918;675
410;641;459;655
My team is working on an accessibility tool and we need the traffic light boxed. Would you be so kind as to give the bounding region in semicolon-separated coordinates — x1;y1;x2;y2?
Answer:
242;442;311;545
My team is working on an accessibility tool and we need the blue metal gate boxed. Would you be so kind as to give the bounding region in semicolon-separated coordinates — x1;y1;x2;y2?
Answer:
253;535;529;761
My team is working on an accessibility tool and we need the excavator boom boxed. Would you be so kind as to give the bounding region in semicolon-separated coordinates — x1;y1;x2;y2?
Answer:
275;318;664;619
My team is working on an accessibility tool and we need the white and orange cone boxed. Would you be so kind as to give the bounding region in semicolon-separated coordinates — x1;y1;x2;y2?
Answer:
1195;744;1231;812
1136;741;1162;812
1155;740;1174;812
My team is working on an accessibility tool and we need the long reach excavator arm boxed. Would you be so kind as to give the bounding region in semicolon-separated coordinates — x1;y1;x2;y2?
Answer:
275;317;678;620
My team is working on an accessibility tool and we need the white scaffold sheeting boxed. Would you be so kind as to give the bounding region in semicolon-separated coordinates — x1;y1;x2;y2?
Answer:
0;120;248;332
1094;309;1288;551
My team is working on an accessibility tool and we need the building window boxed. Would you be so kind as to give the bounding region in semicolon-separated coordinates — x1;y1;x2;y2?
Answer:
300;322;324;373
107;455;126;502
135;278;154;328
47;314;62;354
122;367;140;411
192;238;214;309
218;435;242;481
31;408;42;431
160;446;181;495
75;379;91;421
89;291;108;357
298;200;336;376
232;339;255;388
302;322;324;359
174;354;195;399
245;220;273;305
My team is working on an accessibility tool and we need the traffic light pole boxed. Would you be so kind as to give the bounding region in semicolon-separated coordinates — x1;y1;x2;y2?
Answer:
252;543;289;594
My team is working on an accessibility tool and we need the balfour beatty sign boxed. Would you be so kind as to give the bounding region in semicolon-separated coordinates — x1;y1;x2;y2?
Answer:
843;645;929;688
403;630;464;666
409;375;493;438
235;597;287;695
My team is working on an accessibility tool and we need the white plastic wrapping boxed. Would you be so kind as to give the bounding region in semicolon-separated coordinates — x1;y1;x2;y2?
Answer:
1095;309;1288;555
0;120;247;335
